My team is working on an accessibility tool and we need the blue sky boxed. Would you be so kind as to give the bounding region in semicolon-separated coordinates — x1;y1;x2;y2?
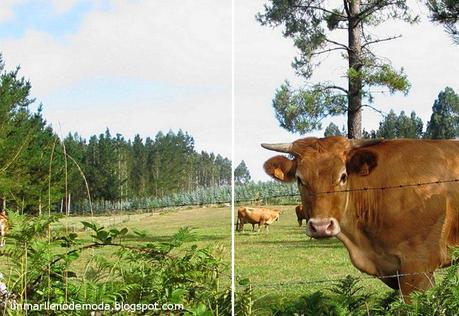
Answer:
0;0;232;158
0;1;97;39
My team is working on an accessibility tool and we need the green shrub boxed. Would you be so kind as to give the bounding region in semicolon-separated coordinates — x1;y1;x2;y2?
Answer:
0;212;230;315
238;268;459;315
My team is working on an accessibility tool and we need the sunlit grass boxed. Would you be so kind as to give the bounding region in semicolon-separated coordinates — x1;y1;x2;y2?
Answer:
1;206;232;288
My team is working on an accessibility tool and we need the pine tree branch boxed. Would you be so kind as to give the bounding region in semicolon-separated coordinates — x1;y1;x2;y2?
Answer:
311;46;347;56
357;1;400;24
0;131;32;174
362;104;387;116
362;34;402;48
292;4;347;19
324;38;349;50
322;85;349;94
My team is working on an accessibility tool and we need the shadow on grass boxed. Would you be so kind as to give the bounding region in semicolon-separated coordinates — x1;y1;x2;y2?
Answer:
236;236;343;248
122;233;228;243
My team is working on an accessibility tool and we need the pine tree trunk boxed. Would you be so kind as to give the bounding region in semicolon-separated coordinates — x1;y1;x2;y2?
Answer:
347;0;363;139
67;193;71;216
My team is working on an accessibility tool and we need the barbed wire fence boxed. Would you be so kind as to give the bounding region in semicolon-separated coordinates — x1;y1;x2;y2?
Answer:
233;178;459;291
66;177;459;290
67;176;459;214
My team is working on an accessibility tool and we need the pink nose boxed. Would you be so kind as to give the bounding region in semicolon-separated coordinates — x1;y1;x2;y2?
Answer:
307;218;339;237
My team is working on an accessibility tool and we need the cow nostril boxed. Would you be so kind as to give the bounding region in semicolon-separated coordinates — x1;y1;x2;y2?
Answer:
327;220;334;231
309;222;317;233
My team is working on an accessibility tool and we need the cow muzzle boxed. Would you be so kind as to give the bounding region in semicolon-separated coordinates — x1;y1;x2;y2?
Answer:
306;218;340;238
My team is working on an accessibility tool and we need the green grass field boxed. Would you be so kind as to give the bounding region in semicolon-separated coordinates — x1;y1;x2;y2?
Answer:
1;206;232;290
235;204;392;315
62;207;231;275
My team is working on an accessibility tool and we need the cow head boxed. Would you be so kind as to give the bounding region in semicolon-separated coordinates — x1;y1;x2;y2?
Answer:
262;136;379;239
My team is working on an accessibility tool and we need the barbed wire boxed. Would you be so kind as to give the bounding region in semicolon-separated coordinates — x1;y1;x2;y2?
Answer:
311;178;459;195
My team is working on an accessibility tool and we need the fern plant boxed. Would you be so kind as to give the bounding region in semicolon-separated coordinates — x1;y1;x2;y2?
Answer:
0;212;230;315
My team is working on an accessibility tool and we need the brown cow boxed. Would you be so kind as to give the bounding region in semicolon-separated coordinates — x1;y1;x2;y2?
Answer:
262;136;459;300
0;210;8;247
237;207;280;232
295;205;308;227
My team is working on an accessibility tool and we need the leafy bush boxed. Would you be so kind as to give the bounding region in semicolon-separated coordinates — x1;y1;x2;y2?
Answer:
389;265;459;316
238;268;459;315
0;212;230;315
235;278;253;316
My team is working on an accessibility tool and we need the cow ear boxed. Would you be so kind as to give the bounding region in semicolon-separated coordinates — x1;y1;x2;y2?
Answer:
346;149;378;176
263;155;297;182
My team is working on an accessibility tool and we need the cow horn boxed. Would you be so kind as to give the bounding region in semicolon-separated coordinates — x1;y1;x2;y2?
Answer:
261;143;293;153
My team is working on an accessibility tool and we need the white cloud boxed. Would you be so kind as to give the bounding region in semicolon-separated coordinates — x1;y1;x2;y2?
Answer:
0;0;231;97
49;0;79;14
0;0;24;23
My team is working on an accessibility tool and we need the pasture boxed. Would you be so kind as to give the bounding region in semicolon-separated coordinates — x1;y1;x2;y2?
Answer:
0;206;232;315
235;204;399;314
56;206;232;274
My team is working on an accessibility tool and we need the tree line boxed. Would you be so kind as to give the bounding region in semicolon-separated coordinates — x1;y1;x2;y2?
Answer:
0;54;232;214
64;129;232;205
324;87;459;139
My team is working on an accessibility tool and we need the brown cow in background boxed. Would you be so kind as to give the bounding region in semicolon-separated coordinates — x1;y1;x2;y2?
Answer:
295;205;308;227
237;207;280;232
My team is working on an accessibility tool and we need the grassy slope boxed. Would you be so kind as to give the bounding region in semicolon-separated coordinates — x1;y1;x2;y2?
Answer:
235;204;391;314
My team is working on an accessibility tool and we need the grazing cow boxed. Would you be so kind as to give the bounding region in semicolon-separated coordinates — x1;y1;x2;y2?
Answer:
262;136;459;300
237;207;280;232
295;205;309;227
0;211;8;247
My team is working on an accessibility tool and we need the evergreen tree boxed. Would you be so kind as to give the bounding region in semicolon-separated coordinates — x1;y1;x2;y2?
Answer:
64;132;87;204
374;110;423;139
235;161;251;185
376;110;398;139
130;134;147;196
324;122;343;137
425;87;459;139
149;130;195;196
427;0;459;43
0;55;63;212
397;111;423;138
257;1;415;138
216;155;231;186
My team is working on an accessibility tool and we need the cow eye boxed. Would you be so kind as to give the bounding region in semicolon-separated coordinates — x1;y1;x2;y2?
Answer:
340;173;347;184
